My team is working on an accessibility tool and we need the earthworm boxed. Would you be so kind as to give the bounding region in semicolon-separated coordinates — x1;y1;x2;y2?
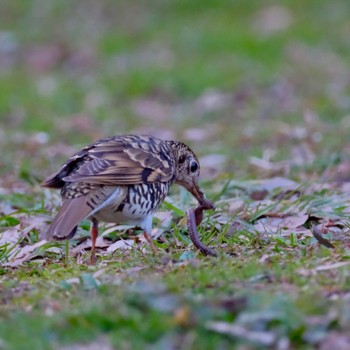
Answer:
186;199;216;256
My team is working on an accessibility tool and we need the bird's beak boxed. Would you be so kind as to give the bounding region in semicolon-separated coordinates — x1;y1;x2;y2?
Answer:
189;180;215;210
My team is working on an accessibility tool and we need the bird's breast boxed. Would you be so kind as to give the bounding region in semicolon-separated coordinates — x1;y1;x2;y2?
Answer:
92;182;171;224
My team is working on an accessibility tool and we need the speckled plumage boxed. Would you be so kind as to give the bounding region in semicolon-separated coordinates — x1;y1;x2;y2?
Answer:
42;134;208;262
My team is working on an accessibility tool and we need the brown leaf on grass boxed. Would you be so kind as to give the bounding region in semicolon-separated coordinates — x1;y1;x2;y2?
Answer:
20;214;51;237
250;189;268;201
5;240;48;267
1;213;54;266
70;236;110;257
254;213;309;235
0;201;14;214
206;321;276;346
315;262;350;271
59;336;114;350
0;227;21;248
299;261;350;278
106;239;136;253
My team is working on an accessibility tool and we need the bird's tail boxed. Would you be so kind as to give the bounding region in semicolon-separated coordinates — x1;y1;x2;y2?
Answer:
45;196;92;240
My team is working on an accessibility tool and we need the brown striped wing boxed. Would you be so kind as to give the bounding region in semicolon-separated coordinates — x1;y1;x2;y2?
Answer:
41;135;176;188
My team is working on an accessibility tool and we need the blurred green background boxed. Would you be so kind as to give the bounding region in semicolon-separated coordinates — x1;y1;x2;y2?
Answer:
2;2;350;349
1;0;350;182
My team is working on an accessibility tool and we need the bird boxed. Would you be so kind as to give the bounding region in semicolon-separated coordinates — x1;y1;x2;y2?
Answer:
41;134;211;263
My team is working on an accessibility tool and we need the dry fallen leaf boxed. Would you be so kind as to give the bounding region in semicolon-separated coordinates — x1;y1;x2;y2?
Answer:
315;262;350;271
206;321;276;346
21;214;51;237
59;336;114;350
254;214;309;235
0;227;21;248
5;240;48;267
106;239;136;253
70;236;110;257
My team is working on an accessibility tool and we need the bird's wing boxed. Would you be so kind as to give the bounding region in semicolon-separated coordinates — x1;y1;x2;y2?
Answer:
41;135;176;188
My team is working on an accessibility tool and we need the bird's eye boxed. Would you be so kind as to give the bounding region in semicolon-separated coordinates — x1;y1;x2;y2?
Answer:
178;155;186;164
190;161;198;173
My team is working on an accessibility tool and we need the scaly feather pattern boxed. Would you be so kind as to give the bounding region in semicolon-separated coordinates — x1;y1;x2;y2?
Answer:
42;134;209;263
42;135;176;188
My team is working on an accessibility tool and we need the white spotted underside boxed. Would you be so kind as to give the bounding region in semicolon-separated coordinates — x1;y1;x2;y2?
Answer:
90;182;170;232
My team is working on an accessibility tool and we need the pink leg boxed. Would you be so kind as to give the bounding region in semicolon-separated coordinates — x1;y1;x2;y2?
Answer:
90;218;99;264
144;231;157;254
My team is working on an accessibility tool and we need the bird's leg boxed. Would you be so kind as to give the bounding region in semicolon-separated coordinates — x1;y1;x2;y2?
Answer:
90;218;99;264
143;231;157;254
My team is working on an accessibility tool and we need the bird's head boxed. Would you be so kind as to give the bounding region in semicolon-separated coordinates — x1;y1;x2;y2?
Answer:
167;141;213;208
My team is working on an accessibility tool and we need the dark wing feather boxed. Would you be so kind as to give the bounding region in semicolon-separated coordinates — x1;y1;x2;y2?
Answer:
41;135;175;188
41;143;95;189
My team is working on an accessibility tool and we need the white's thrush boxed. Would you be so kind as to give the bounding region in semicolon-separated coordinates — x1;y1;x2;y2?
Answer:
42;134;213;263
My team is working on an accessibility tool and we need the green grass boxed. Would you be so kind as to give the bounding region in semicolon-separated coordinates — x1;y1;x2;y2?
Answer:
1;247;350;349
1;0;350;348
